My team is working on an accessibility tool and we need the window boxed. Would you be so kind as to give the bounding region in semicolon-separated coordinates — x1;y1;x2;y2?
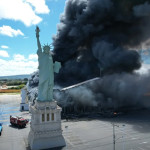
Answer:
51;113;54;121
47;113;49;121
42;114;45;122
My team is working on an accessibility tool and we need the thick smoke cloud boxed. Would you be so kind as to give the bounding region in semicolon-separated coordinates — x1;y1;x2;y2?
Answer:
133;2;150;17
92;40;141;73
27;72;150;111
98;73;150;109
53;0;150;86
54;72;150;111
27;0;150;112
27;71;39;103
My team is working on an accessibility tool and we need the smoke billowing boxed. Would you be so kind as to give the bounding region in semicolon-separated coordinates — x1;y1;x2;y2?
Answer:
53;0;150;86
27;0;150;113
27;71;150;111
53;72;150;112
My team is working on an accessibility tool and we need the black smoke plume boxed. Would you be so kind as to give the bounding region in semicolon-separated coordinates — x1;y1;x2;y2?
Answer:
54;73;150;112
27;71;150;112
53;0;150;86
27;0;150;113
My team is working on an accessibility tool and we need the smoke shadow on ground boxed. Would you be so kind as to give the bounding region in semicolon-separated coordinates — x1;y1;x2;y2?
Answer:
63;109;150;134
109;110;150;134
110;109;150;134
26;146;65;150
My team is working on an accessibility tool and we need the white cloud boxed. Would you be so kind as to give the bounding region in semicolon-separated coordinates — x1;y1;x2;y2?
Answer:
0;0;50;26
26;0;50;14
13;54;26;61
1;45;9;49
0;50;9;57
28;54;38;60
0;53;38;76
0;25;24;37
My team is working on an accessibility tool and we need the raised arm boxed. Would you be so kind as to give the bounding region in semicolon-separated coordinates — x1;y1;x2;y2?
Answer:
35;26;42;55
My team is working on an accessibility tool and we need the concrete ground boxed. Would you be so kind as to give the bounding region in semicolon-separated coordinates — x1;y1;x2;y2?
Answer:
0;95;150;150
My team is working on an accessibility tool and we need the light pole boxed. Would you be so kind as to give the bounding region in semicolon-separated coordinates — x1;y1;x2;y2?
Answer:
65;125;68;150
113;123;115;150
112;123;125;150
122;124;125;150
112;123;118;150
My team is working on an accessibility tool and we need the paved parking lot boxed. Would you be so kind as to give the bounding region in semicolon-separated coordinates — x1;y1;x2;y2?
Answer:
0;94;150;150
0;94;30;125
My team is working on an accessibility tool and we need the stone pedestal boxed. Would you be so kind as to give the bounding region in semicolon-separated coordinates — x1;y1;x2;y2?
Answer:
28;100;66;150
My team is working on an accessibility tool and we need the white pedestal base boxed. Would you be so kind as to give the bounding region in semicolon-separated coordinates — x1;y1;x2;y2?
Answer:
28;101;66;150
29;133;65;150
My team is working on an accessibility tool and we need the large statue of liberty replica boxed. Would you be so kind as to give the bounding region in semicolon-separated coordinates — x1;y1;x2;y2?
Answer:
36;26;61;101
28;26;65;150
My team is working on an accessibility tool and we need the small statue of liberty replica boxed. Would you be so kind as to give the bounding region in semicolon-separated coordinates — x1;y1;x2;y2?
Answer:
28;26;65;150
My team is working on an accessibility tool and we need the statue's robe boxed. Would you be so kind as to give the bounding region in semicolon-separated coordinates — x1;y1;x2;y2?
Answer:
37;50;61;101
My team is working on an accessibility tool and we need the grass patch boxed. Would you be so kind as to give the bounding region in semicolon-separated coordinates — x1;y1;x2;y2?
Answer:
0;93;20;95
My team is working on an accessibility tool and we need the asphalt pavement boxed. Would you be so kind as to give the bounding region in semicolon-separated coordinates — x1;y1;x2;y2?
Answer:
0;94;150;150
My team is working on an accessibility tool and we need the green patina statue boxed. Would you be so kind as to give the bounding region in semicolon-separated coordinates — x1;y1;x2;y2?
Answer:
36;26;61;101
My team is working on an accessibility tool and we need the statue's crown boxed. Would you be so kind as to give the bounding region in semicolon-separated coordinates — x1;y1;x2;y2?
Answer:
43;44;51;50
43;44;51;54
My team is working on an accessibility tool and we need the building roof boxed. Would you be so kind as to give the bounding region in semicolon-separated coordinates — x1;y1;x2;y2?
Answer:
61;77;100;91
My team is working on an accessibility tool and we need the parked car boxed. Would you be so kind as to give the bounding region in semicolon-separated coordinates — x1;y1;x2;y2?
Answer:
0;123;3;136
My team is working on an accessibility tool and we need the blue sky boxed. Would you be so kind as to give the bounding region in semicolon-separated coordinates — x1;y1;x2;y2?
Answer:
0;0;66;76
0;0;150;76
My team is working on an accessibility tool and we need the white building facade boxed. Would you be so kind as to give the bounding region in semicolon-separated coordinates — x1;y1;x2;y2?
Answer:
20;87;29;111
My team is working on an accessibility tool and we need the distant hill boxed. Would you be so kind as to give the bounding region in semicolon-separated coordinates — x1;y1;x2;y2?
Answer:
0;74;30;80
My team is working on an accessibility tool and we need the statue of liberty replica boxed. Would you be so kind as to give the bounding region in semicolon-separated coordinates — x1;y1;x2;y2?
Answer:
28;26;65;150
36;26;61;101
